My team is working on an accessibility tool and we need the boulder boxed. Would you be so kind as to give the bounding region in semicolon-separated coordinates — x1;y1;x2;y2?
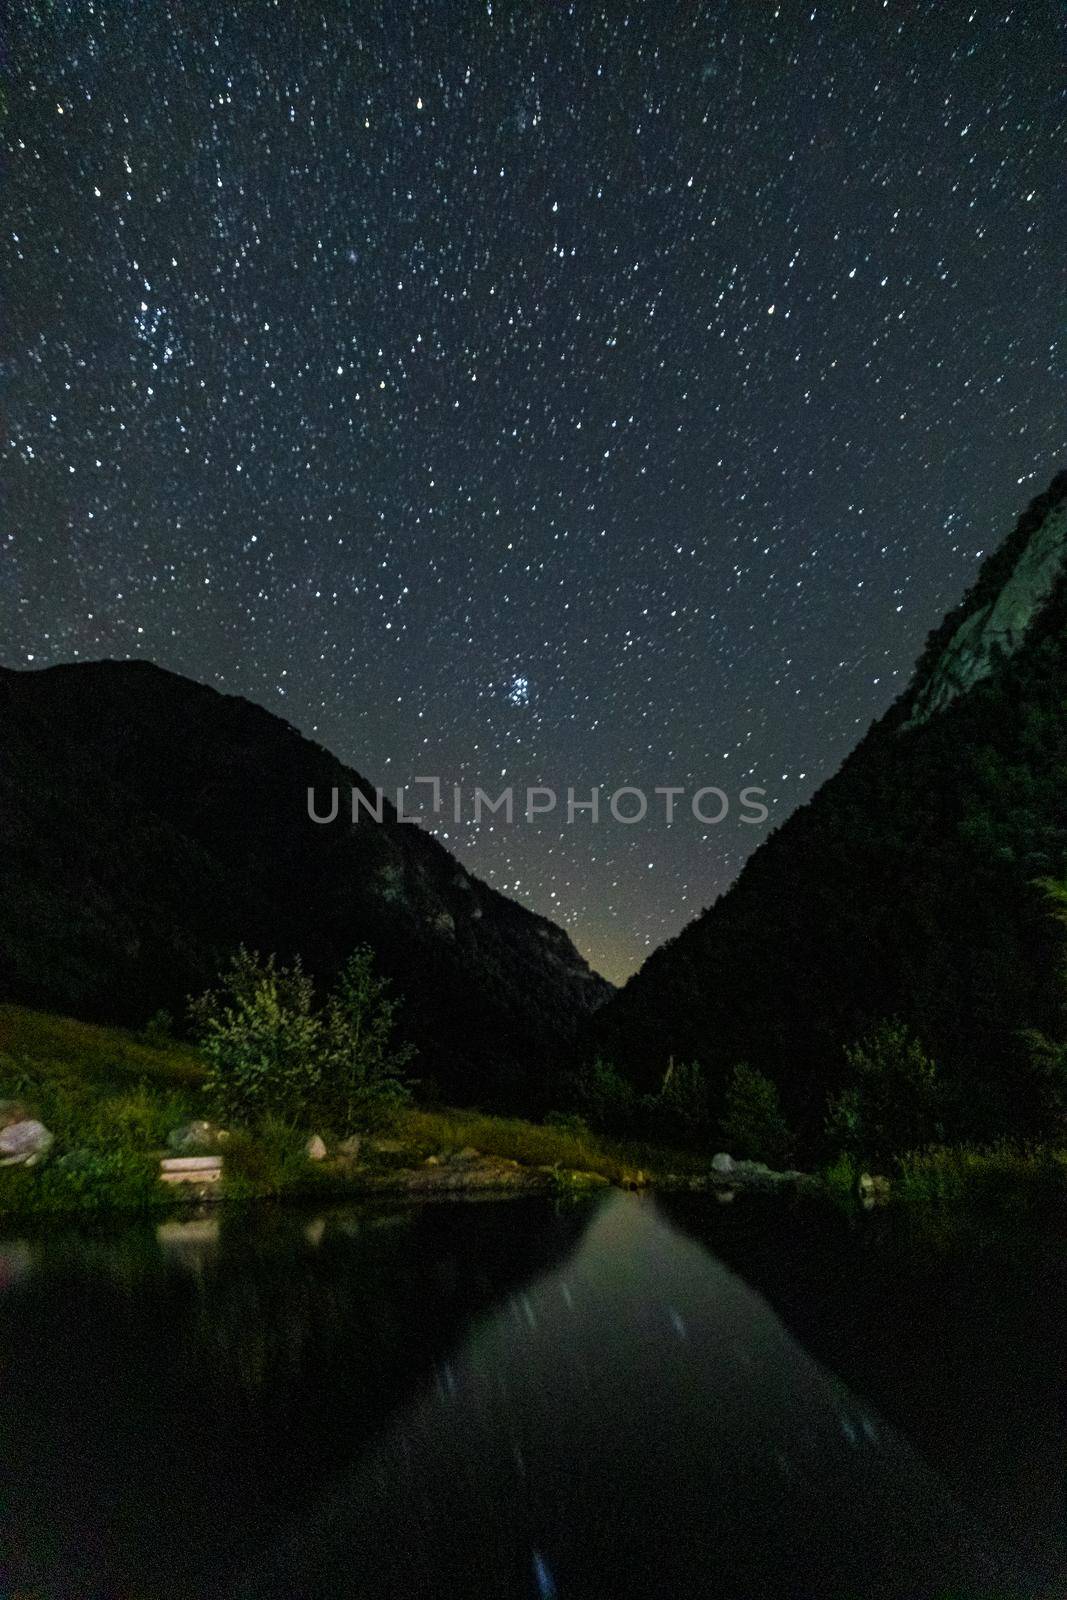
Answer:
0;1119;54;1167
0;1100;32;1132
305;1134;328;1162
710;1152;735;1175
337;1134;362;1161
857;1172;891;1205
167;1120;229;1155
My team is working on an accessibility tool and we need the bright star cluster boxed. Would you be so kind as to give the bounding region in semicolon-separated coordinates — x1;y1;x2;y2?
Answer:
3;1;1064;982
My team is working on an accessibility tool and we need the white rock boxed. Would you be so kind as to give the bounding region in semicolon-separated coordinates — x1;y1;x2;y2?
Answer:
0;1120;54;1166
710;1152;735;1174
305;1134;328;1162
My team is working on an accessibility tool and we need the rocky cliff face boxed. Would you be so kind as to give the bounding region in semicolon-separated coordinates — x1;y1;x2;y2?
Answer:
583;471;1067;1146
906;491;1067;725
0;660;610;1105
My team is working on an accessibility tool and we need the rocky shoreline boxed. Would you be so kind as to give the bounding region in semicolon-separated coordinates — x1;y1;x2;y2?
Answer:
158;1136;811;1205
1;1105;815;1211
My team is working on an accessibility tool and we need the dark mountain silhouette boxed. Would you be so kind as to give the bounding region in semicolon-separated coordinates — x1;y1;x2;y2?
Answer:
584;471;1067;1144
0;660;609;1104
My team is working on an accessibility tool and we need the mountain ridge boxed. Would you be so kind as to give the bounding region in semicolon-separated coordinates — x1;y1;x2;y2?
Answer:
583;470;1067;1144
0;657;610;1105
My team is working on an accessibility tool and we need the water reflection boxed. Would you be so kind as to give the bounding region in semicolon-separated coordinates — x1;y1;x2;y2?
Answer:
664;1191;1067;1580
0;1192;1061;1600
234;1194;1050;1599
0;1197;588;1598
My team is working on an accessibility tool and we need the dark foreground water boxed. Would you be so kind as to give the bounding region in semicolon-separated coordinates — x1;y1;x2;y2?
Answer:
0;1191;1064;1600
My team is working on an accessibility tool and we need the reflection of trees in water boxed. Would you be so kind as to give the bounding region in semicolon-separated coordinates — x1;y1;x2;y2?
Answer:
661;1193;1067;1575
233;1192;1045;1600
0;1198;593;1600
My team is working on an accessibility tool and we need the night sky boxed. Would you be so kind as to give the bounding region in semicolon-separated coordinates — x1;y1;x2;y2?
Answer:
4;2;1064;983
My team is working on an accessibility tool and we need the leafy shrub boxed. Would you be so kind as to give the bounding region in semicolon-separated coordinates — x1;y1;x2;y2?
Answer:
820;1150;858;1209
719;1062;793;1164
319;946;414;1133
190;948;322;1126
826;1020;944;1161
189;945;413;1134
140;1009;175;1048
1019;1026;1067;1138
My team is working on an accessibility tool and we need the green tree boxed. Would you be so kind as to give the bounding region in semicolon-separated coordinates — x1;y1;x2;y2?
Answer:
321;945;414;1132
719;1062;792;1164
190;948;322;1125
648;1058;713;1142
826;1020;944;1161
565;1056;635;1132
1019;878;1067;1136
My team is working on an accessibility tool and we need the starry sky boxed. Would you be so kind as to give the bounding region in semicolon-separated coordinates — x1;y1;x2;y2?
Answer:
4;1;1065;983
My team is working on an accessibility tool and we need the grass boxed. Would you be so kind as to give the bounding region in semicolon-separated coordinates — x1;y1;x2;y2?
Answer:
0;1003;717;1215
220;1116;339;1201
893;1143;1067;1212
398;1106;706;1187
814;1141;1067;1219
9;1004;1067;1227
0;1149;164;1217
0;1003;205;1089
0;1004;208;1217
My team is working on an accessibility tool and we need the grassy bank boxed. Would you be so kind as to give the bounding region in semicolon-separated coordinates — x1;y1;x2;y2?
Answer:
817;1143;1067;1217
0;1003;205;1090
399;1108;708;1188
894;1143;1067;1212
0;1004;204;1215
0;1005;702;1217
8;1003;1065;1223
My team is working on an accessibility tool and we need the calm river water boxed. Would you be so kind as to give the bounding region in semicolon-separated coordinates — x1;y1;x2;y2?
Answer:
0;1189;1063;1598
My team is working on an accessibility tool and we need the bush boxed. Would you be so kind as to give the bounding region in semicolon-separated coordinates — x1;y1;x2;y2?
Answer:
190;948;322;1126
319;946;414;1133
719;1063;793;1163
140;1009;175;1048
820;1150;858;1209
1019;1027;1067;1138
826;1020;944;1162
